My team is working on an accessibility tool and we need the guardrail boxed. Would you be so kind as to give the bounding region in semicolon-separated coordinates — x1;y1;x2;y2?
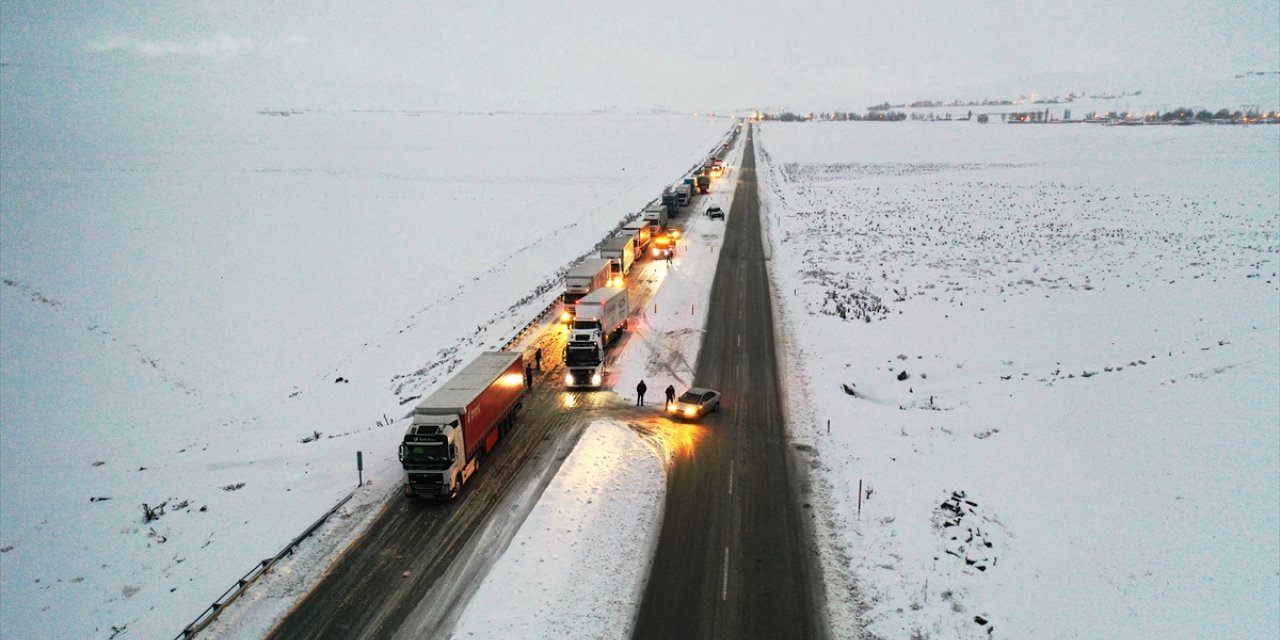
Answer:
501;296;562;352
175;491;354;639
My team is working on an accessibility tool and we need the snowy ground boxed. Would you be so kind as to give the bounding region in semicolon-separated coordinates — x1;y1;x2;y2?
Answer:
754;121;1280;639
0;105;732;639
6;101;1277;640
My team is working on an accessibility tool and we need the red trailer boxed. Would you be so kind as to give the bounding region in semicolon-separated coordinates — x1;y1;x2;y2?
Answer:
399;352;525;499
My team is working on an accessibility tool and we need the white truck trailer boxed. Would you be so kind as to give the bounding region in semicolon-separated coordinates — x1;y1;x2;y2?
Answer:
600;234;636;288
561;258;613;322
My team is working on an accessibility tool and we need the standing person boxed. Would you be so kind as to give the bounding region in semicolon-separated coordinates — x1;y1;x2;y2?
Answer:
665;384;676;408
636;379;647;406
535;347;543;371
525;362;534;389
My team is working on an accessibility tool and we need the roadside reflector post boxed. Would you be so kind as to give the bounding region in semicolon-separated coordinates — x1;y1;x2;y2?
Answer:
357;451;364;487
858;479;863;518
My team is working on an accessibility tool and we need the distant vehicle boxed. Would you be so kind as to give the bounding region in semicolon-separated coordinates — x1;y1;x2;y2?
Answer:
643;203;669;228
400;352;525;499
661;190;680;216
696;175;711;194
706;206;724;220
667;387;721;420
674;184;692;207
600;234;637;287
621;220;652;253
561;258;613;322
652;232;674;259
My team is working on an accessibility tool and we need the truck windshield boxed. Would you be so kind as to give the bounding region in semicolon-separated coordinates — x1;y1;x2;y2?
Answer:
400;442;450;466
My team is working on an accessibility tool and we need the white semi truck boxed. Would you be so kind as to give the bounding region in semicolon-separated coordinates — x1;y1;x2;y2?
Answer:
560;258;613;323
565;287;629;388
399;352;525;499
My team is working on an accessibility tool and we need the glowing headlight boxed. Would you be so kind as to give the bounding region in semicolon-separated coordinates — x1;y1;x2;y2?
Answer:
591;373;602;385
684;407;696;417
565;373;574;384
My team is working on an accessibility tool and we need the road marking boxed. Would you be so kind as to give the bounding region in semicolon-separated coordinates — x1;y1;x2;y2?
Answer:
728;459;735;495
722;547;729;601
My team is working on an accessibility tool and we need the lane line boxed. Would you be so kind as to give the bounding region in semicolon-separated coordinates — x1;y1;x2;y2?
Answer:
728;459;735;495
722;547;729;601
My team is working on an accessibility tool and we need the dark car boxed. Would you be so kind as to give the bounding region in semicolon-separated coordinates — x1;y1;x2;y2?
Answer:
706;206;725;220
667;387;721;419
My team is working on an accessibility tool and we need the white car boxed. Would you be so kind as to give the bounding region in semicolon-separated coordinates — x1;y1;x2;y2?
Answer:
667;387;721;420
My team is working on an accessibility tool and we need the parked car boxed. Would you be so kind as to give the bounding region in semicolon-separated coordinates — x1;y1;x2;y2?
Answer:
706;206;725;220
667;387;721;419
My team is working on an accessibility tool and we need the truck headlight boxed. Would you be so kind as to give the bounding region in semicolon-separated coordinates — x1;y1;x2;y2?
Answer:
591;373;602;385
565;373;574;384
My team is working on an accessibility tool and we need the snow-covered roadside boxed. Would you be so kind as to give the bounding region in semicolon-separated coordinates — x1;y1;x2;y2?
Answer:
755;121;1280;638
447;420;664;639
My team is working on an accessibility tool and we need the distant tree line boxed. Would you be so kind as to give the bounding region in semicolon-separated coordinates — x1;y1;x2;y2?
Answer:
757;111;907;122
752;106;1276;125
1157;107;1264;122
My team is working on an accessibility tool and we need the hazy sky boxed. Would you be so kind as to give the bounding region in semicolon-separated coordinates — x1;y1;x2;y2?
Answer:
2;0;1278;113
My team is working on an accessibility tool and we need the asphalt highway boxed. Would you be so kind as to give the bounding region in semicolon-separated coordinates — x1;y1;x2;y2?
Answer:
632;126;826;640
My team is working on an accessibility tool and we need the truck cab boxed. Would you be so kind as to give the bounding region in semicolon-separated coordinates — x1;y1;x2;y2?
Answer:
400;415;467;499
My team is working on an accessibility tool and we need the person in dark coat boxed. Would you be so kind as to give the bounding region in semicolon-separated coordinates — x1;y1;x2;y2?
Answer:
636;379;647;406
535;347;543;371
525;362;534;389
665;384;676;408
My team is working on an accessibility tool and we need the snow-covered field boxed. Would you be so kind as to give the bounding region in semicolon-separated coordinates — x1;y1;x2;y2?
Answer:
5;100;1277;640
0;105;731;639
754;121;1280;638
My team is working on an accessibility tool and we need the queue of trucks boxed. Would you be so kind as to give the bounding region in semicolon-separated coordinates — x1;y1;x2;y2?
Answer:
401;126;740;499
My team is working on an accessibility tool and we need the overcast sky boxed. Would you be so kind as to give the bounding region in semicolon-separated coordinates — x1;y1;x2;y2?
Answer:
2;0;1278;114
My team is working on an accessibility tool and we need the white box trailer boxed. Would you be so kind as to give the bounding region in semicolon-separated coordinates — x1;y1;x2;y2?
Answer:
561;258;613;322
643;204;669;228
600;234;636;287
621;220;652;253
